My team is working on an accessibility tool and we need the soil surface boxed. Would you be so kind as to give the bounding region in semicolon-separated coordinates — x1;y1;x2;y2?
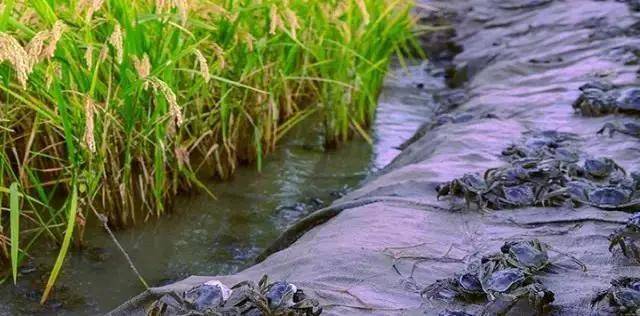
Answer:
111;0;640;315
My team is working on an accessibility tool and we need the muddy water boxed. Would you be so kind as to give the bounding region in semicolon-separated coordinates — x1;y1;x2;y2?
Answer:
0;63;439;315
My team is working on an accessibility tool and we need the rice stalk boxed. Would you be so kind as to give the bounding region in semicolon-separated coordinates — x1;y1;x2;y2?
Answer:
0;0;418;300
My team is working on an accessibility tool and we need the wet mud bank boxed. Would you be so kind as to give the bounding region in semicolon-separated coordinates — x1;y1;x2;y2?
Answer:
113;0;640;315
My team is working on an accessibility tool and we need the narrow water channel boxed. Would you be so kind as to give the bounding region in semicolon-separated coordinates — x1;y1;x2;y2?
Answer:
0;62;441;315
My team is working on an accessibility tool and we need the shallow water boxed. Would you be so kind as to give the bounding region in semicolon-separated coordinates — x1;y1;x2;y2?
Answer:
0;62;439;315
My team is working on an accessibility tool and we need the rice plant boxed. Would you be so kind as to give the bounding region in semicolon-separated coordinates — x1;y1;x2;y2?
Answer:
0;0;416;301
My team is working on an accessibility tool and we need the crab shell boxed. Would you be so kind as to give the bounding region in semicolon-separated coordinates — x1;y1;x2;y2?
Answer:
183;281;232;311
502;241;549;272
458;273;483;294
573;88;618;115
611;288;640;309
584;157;617;178
502;185;535;206
265;281;298;310
461;173;488;192
567;180;593;201
483;268;526;293
617;88;640;112
587;187;631;206
554;148;580;163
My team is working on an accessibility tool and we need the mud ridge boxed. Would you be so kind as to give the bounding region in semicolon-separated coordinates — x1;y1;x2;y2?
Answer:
112;1;640;315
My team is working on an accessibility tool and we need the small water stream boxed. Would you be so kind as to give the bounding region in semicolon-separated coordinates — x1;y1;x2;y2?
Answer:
0;62;441;315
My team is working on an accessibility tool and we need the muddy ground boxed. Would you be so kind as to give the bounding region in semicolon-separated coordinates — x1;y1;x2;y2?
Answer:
111;0;640;315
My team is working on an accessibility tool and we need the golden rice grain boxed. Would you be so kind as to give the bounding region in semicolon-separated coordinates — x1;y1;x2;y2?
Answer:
44;21;67;59
108;23;124;64
155;0;170;15
193;49;210;83
355;0;370;25
0;33;31;89
98;45;108;63
284;9;300;39
239;30;254;52
133;54;151;79
25;31;49;66
269;5;282;35
85;45;94;68
148;77;183;127
90;0;105;20
212;43;225;70
45;62;61;89
174;0;189;24
83;97;96;153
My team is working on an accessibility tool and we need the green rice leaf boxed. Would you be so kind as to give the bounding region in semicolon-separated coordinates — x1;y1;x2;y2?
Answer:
9;182;20;284
40;185;78;304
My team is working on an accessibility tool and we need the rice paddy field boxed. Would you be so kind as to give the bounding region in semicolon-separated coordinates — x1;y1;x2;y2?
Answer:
0;0;417;304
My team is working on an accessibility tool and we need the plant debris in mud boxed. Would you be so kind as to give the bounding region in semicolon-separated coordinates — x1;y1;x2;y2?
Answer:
147;275;321;316
436;130;640;211
591;277;640;315
422;239;569;315
609;213;640;264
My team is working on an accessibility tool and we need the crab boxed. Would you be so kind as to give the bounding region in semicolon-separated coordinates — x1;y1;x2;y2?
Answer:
482;163;568;209
146;276;321;316
554;147;580;164
477;255;555;315
500;240;550;274
501;130;574;161
502;144;549;161
438;310;474;316
184;280;232;311
592;277;640;315
500;130;571;161
566;180;593;202
500;185;536;208
423;240;564;316
481;282;554;316
147;281;237;316
587;187;632;206
225;276;321;316
581;157;626;179
436;173;489;208
480;267;528;299
572;86;620;116
443;161;566;210
609;213;640;263
598;121;640;138
616;87;640;113
573;185;640;211
422;272;486;302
